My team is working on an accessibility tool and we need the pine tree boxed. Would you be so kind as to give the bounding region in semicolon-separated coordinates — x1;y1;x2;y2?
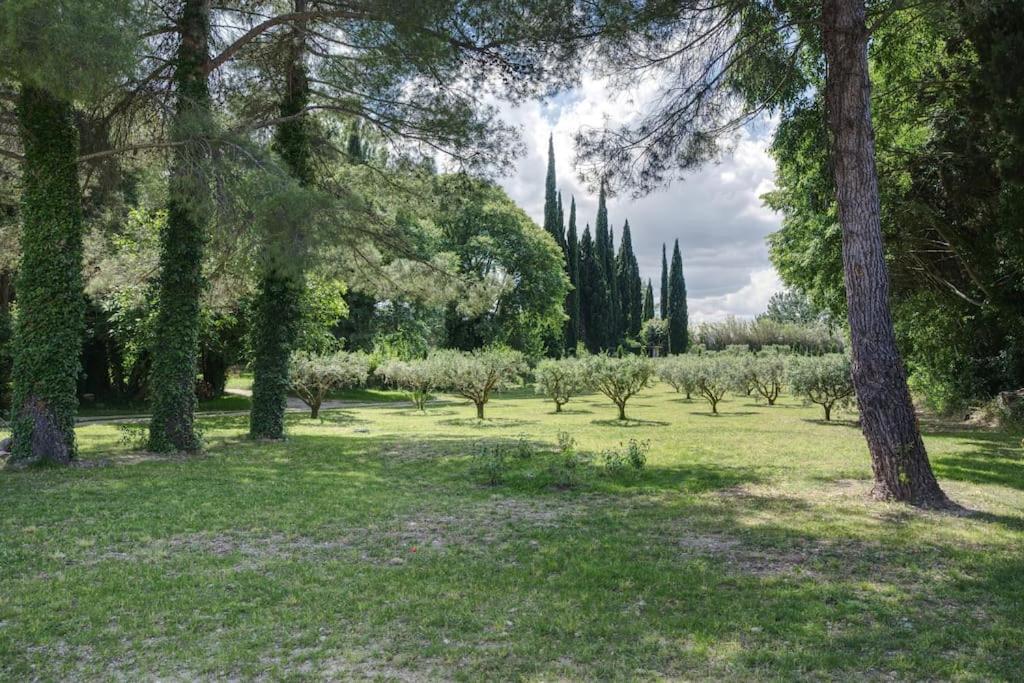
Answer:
667;239;688;353
564;197;581;352
579;225;610;352
643;279;655;321
616;220;643;338
660;243;669;319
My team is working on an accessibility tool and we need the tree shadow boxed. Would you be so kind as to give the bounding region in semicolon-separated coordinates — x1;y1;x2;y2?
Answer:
438;417;538;429
691;411;759;418
590;418;671;428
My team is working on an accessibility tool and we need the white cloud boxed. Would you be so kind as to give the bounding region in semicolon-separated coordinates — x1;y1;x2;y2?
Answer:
493;73;784;321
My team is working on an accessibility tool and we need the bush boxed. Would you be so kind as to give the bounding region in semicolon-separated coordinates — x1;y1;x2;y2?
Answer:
550;431;591;488
430;347;526;419
534;357;590;412
289;351;369;418
584;354;654;420
471;442;511;486
657;354;700;399
694;353;737;414
375;358;437;411
691;316;844;355
599;438;649;476
787;354;855;421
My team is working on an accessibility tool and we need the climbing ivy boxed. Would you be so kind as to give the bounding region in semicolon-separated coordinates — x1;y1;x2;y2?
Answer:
8;85;85;463
248;33;314;440
147;0;212;452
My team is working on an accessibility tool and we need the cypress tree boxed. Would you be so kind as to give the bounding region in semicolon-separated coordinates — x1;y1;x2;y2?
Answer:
616;220;643;338
643;279;655;321
579;225;610;352
249;0;312;440
594;182;620;347
8;86;84;463
542;135;562;249
667;239;688;353
148;0;213;452
564;197;581;352
660;243;669;319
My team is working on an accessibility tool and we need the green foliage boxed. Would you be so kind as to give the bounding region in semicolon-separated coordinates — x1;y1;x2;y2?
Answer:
564;197;582;353
375;358;438;411
585;354;654;420
289;351;369;419
0;295;11;412
579;226;611;352
599;438;649;477
656;354;700;399
693;353;737;415
117;422;148;451
470;441;511;486
641;318;669;357
430;347;526;419
692;317;844;355
616;221;643;339
667;239;688;353
750;351;787;406
593;182;621;344
642;279;655;322
788;354;855;421
659;244;669;320
8;86;84;463
759;289;829;327
534;357;590;412
249;273;303;439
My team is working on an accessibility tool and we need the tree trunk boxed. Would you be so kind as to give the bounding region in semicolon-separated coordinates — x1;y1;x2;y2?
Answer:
822;0;949;507
148;0;212;453
555;402;563;413
9;86;85;464
0;271;12;411
823;403;832;422
476;402;485;419
249;0;310;440
310;403;320;419
617;403;626;420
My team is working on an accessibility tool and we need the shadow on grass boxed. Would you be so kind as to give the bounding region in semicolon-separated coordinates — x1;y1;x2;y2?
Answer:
591;418;671;428
438;417;538;429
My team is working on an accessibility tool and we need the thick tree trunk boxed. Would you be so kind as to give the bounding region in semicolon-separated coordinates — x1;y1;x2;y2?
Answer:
9;86;85;464
476;402;485;419
310;403;320;419
822;0;949;507
617;403;626;420
249;0;310;440
148;0;212;452
0;271;12;411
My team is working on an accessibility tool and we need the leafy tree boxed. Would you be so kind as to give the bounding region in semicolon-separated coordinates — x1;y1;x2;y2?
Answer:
642;279;655;321
640;318;668;358
759;289;827;327
376;358;437;411
585;354;654;420
694;354;736;415
667;239;688;353
788;354;855;421
535;357;590;412
751;352;787;406
593;182;620;345
616;220;643;338
289;351;369;419
431;348;526;419
657;354;699;399
542;135;564;250
578;226;611;352
574;0;949;506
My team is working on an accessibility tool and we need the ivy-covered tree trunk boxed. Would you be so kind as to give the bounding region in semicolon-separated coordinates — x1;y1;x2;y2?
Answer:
0;271;12;411
822;0;949;507
9;86;85;463
249;0;311;440
148;0;212;452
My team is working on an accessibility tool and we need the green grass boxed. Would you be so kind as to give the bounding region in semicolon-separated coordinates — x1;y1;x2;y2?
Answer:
2;385;1022;680
77;394;252;418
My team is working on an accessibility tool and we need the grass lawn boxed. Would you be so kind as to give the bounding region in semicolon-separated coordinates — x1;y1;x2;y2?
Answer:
2;385;1022;680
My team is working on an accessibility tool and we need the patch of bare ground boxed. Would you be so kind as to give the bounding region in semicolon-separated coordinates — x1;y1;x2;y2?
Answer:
88;496;590;571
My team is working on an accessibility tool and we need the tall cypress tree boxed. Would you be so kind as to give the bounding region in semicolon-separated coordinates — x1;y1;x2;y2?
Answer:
667;239;688;353
564;197;581;352
579;225;610;352
594;182;620;347
643;279;655;321
249;0;312;440
148;0;213;452
659;243;669;319
542;135;563;249
616;220;643;338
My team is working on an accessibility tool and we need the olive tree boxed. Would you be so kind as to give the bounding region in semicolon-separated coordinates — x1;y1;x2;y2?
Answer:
751;351;788;406
376;358;437;412
694;353;736;415
585;354;654;420
656;354;699;399
431;348;526;419
289;351;369;419
788;354;855;421
534;357;590;412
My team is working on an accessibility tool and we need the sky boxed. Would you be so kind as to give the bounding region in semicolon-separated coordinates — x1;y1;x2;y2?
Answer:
493;73;785;323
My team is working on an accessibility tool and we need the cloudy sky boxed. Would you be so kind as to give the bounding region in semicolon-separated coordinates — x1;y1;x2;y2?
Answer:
493;74;784;322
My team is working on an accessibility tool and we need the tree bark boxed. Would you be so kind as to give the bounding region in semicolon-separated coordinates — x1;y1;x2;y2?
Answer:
822;0;949;507
617;402;626;420
476;402;485;419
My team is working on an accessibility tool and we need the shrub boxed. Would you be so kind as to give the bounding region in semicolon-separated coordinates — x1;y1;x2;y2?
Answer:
375;358;436;411
657;354;700;399
471;441;510;486
584;354;654;420
787;354;855;421
430;347;526;419
550;431;591;488
599;438;649;476
534;357;590;412
289;351;369;418
694;353;736;414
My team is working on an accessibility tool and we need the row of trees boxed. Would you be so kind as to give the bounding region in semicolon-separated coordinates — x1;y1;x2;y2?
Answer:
542;141;689;355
